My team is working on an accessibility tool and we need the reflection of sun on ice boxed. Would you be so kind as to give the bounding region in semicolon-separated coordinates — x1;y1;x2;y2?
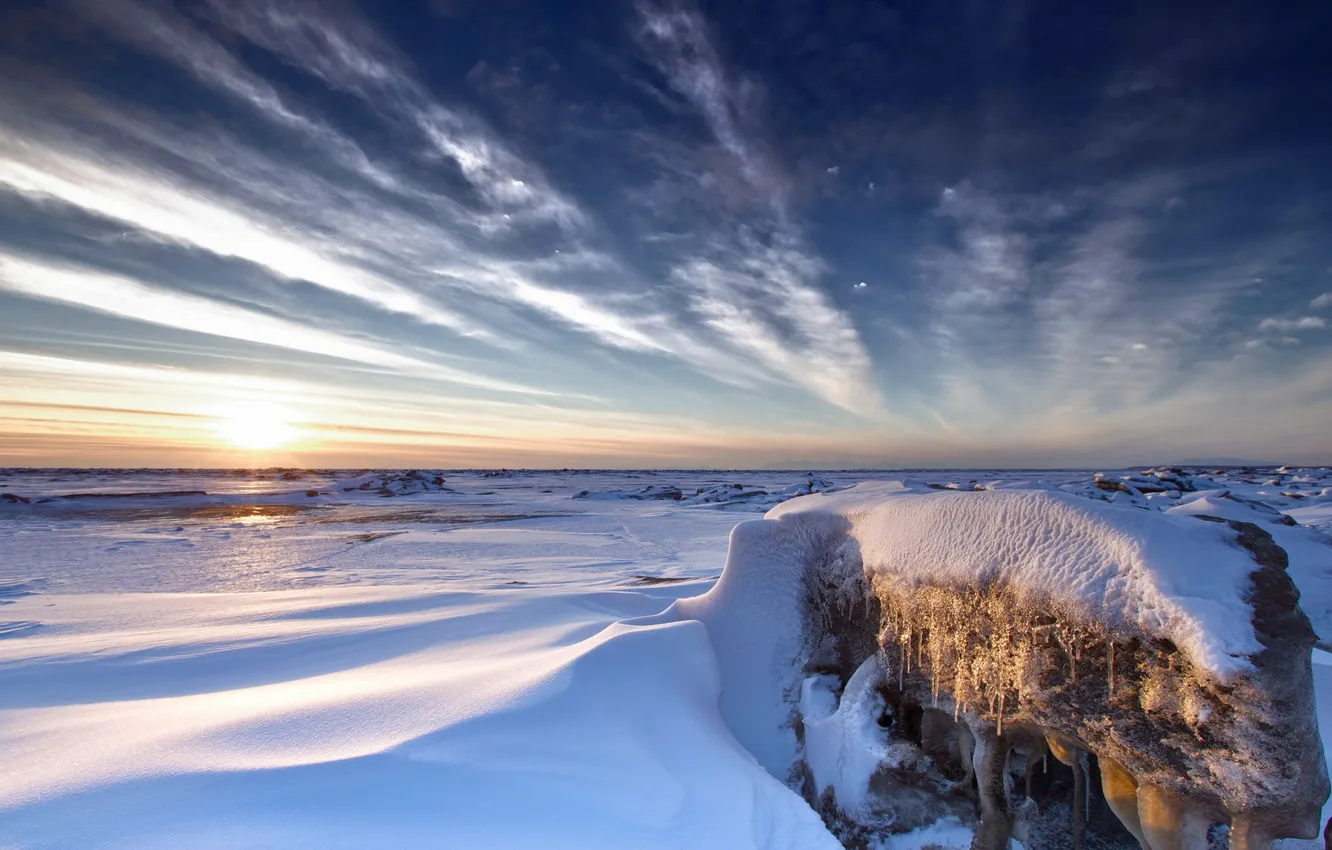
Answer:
214;402;298;450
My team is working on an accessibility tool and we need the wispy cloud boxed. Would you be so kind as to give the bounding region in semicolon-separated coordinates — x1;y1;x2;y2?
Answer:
0;0;890;413
1258;315;1326;333
66;0;399;191
637;4;784;209
201;0;584;230
1312;292;1332;309
206;0;874;403
0;126;480;337
904;175;1286;434
920;184;1033;311
635;0;881;414
0;254;553;395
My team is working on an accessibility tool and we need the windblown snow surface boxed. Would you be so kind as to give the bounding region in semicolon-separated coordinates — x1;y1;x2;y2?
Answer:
1;466;1330;848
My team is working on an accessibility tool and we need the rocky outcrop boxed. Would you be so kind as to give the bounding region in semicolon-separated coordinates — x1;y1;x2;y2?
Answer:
336;470;451;497
573;485;684;501
572;475;838;509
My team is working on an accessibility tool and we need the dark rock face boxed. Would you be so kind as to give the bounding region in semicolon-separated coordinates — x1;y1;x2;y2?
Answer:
1215;519;1327;846
796;517;1328;850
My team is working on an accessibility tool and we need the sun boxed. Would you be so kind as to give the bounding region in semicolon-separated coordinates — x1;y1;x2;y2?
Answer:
214;402;298;451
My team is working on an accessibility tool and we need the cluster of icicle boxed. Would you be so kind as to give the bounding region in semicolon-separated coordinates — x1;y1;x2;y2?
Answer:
836;574;1324;850
872;578;1107;735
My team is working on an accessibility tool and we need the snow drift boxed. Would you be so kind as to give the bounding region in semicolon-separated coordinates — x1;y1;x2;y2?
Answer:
670;482;1329;849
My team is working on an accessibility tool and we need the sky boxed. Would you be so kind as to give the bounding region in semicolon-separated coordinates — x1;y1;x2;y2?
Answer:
0;0;1330;468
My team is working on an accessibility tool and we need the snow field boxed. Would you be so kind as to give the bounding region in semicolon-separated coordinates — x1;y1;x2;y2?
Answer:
1;467;1330;848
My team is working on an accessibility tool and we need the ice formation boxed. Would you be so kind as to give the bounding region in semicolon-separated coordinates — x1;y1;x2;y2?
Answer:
333;470;454;496
675;482;1329;849
570;474;839;509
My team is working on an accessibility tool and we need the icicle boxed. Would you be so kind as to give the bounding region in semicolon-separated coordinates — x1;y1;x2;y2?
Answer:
973;728;1015;850
1072;753;1085;850
1080;753;1091;815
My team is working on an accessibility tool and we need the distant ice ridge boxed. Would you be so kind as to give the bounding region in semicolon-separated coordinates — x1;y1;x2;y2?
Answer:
659;480;1329;850
572;474;839;508
332;470;453;496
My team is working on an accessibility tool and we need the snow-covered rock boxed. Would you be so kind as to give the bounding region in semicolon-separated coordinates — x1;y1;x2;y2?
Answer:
573;475;839;511
683;483;772;506
671;482;1329;849
573;485;684;501
333;470;452;497
1167;491;1332;651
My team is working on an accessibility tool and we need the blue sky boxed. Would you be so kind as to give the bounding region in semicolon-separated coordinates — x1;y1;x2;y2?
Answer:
0;0;1330;467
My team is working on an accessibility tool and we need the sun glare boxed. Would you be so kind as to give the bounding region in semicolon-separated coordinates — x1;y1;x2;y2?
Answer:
214;402;298;451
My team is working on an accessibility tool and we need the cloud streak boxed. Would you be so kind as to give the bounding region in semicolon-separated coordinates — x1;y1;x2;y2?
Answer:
202;0;584;229
67;0;399;192
0;127;480;336
901;175;1297;436
1258;316;1326;333
0;254;555;395
635;0;882;414
5;0;890;413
